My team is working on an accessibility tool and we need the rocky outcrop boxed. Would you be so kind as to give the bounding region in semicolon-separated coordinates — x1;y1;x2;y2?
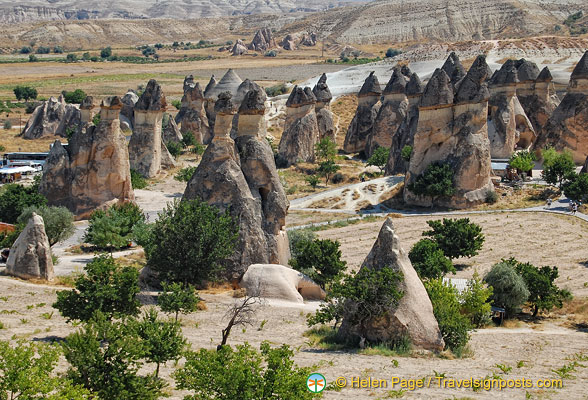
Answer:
39;96;134;219
344;72;382;154
300;32;317;47
441;52;466;88
487;59;536;158
386;72;423;174
516;64;559;135
231;39;248;56
120;90;138;131
281;34;297;50
313;73;336;142
239;264;325;303
248;28;277;52
6;213;54;281
129;79;174;178
534;51;588;163
366;67;409;157
162;114;183;144
175;75;211;144
22;95;81;139
278;86;319;166
204;70;243;134
338;218;444;351
184;90;290;279
404;56;494;209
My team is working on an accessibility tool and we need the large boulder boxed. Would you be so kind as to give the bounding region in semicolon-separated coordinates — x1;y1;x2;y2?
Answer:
231;39;248;56
300;32;317;47
6;213;54;281
39;96;135;219
21;96;81;139
281;34;297;50
533;51;588;163
337;219;444;351
344;72;382;153
278;86;320;166
184;90;290;280
239;264;325;303
248;28;277;52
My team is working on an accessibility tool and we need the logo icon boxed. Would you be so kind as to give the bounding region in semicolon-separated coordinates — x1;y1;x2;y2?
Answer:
306;373;326;393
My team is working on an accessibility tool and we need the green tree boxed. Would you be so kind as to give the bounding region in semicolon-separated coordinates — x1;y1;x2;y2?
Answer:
13;85;38;102
174;166;196;182
100;47;112;58
289;239;347;289
28;54;38;62
509;150;536;172
306;174;320;189
366;146;389;173
385;48;402;58
181;131;197;147
53;46;64;54
19;46;32;54
401;145;413;162
513;260;571;317
17;205;75;246
135;308;186;377
314;136;337;162
407;162;455;206
318;160;340;185
541;148;576;189
425;278;471;351
423;218;485;259
0;340;91;399
62;89;87;104
62;313;165;400
130;169;148;189
158;281;200;321
287;229;318;259
166;141;182;158
66;53;78;62
174;342;317;400
84;203;145;250
143;199;239;286
563;172;588;202
459;271;493;328
484;260;530;317
53;254;141;322
0;183;47;224
408;239;454;280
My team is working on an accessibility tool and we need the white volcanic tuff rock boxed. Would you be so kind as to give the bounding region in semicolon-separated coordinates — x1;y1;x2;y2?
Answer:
120;90;139;131
231;39;248;56
39;96;134;219
6;213;54;281
248;28;277;51
516;66;559;135
162;114;183;144
313;73;336;142
204;69;243;134
21;95;81;139
344;71;382;154
183;90;290;279
278;86;320;166
176;76;210;144
337;218;444;351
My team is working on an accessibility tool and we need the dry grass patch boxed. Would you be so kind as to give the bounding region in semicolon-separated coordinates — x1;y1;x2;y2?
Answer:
0;129;58;152
553;298;588;331
474;187;546;211
115;250;146;268
331;95;357;148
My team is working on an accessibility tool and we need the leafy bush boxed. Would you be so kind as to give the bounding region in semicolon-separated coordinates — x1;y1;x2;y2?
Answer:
485;190;498;204
13;85;38;102
191;142;205;156
0;183;47;224
401;145;412;162
62;89;87;104
459;272;493;328
318;160;340;185
541;147;576;188
423;218;484;259
385;48;402;58
265;83;289;97
331;172;345;184
17;205;75;246
306;174;320;189
3;120;11;130
0;340;90;399
28;54;38;62
62;313;165;399
287;229;318;259
367;146;389;173
19;46;32;54
158;281;200;321
92;113;101;126
509;150;536;172
53;46;64;54
174;166;196;182
53;254;140;321
142;199;239;285
174;342;316;400
171;99;181;110
100;47;112;58
181;131;197;147
289;239;347;289
166;141;183;158
130;169;148;189
84;203;145;250
408;239;454;280
563;173;588;202
35;46;51;54
314;136;337;162
425;278;471;351
407;162;455;205
513;259;571;317
264;50;277;57
484;260;529;316
66;53;78;62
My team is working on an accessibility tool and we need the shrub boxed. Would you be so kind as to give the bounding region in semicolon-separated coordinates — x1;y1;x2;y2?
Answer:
287;229;318;259
3;120;11;130
142;199;239;286
563;172;588;202
459;272;493;328
36;46;51;54
28;54;38;62
0;184;47;224
100;47;112;58
407;162;455;206
331;172;345;184
130;169;148;189
314;136;337;162
13;85;38;102
19;46;32;54
174;166;196;182
408;239;454;280
166;141;183;158
265;83;289;97
171;99;181;110
401;145;412;162
484;260;529;316
92;113;101;126
191;142;205;156
84;203;145;250
53;254;141;321
66;53;78;62
385;48;402;58
158;281;200;321
174;342;315;400
62;313;165;399
423;218;484;259
62;89;87;104
541;147;576;188
509;150;536;172
367;146;389;173
0;340;90;399
485;190;498;204
53;46;64;54
318;160;340;185
181;131;197;147
264;50;277;57
306;174;320;189
513;259;571;317
17;205;75;246
425;278;471;351
289;239;347;289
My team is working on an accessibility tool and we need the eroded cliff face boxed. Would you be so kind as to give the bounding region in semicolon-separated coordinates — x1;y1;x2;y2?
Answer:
344;72;382;154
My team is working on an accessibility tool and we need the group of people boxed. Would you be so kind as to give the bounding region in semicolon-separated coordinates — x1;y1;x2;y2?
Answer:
544;198;581;215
